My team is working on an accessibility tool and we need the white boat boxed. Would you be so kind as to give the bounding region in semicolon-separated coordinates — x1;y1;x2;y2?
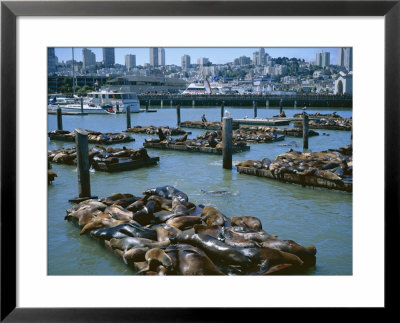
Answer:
182;80;240;95
48;89;140;114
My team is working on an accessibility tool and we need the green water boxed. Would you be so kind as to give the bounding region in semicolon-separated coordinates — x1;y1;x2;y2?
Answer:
48;106;352;275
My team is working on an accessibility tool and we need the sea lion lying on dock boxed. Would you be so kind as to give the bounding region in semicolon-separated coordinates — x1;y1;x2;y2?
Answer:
143;185;188;203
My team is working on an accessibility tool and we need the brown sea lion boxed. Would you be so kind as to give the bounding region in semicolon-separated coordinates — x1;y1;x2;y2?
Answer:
109;237;170;251
225;228;279;243
67;199;107;213
193;224;220;238
171;198;190;216
231;216;262;231
147;195;172;211
101;193;134;205
166;215;202;231
122;247;149;265
104;205;133;220
200;206;225;226
79;215;131;235
155;224;182;242
257;247;304;269
65;205;102;226
126;199;146;212
177;246;224;275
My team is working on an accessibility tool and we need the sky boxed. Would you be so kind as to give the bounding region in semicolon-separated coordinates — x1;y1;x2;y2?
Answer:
54;47;340;66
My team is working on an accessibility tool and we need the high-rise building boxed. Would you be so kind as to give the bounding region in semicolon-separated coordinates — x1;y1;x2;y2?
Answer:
338;48;352;71
125;54;136;70
82;48;96;70
253;48;267;65
149;48;159;67
316;50;330;67
197;57;209;66
158;48;165;66
102;48;115;68
181;54;191;70
239;56;251;65
48;47;57;74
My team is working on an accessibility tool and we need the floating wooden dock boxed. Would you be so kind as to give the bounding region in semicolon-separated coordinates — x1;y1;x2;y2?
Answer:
293;122;351;131
180;121;239;130
233;118;291;126
143;142;250;154
236;166;352;192
94;157;160;172
48;131;135;145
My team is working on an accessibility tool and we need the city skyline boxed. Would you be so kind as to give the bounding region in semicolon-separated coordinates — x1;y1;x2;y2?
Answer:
54;47;340;66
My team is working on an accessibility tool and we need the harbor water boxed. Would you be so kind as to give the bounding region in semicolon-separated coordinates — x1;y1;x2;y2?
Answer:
48;106;352;275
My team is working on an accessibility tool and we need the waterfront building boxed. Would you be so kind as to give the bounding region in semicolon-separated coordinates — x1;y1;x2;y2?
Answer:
82;48;96;70
158;48;165;66
181;54;191;70
316;50;330;67
197;57;209;66
149;48;159;67
337;47;353;71
103;48;115;68
48;47;57;74
334;71;353;94
125;54;136;71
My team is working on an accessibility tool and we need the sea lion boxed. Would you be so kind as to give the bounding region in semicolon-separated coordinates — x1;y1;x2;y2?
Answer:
48;170;57;183
200;206;226;226
101;193;134;205
231;216;262;231
126;199;145;212
111;196;141;208
109;237;170;251
122;247;149;265
177;246;224;275
90;222;157;241
166;215;202;231
143;185;188;203
147;195;172;211
193;224;220;238
65;205;102;226
260;239;317;266
155;224;182;242
171;198;190;216
104;205;133;221
67;199;107;213
169;233;252;271
225;228;279;242
257;247;304;273
131;200;156;225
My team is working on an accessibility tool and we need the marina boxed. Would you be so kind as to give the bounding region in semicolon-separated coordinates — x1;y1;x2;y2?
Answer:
48;106;352;276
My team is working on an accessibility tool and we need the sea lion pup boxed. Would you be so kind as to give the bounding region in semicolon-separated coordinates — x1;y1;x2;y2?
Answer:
147;195;173;211
200;206;226;226
104;205;133;221
143;185;189;203
91;222;157;241
260;239;317;266
155;224;182;242
231;216;262;231
166;215;202;231
171;198;190;216
131;200;156;226
169;233;252;270
122;247;149;265
109;237;170;251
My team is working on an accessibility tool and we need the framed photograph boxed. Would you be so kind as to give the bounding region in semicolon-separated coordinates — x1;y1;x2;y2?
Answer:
1;0;397;320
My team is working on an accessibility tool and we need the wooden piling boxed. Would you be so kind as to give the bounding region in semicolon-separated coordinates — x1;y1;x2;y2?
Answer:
126;106;131;129
192;100;195;108
253;100;257;118
56;107;63;130
176;104;181;126
161;99;163;108
74;128;94;199
266;100;269;108
221;101;225;122
148;99;151;109
294;100;297;108
80;97;84;114
170;100;173;108
280;98;283;114
222;117;233;169
303;112;309;150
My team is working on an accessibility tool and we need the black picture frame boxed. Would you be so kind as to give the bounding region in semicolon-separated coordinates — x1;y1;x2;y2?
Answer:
1;1;398;321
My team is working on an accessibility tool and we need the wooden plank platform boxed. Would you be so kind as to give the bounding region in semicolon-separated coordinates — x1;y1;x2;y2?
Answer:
236;166;352;192
233;118;291;126
94;157;160;172
180;121;239;130
48;133;135;145
143;142;250;154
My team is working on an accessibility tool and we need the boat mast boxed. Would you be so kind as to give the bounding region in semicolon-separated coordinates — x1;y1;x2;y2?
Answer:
72;47;75;96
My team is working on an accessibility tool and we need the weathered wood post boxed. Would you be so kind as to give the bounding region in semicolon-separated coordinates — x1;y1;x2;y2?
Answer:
161;99;163;108
266;100;269;108
70;128;97;202
148;99;151;109
253;100;257;118
294;100;297;108
56;107;63;130
146;101;149;112
126;106;131;129
192;99;195;108
303;112;309;150
220;101;225;122
222;117;232;169
80;97;84;114
280;98;283;114
170;100;173;108
176;104;181;127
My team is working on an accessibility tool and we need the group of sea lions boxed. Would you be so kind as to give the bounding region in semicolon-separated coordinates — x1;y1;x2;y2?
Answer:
240;125;319;138
293;111;342;119
144;129;247;150
48;129;134;144
180;120;224;130
125;125;187;136
48;146;152;167
232;128;284;143
65;185;317;275
294;117;352;131
236;146;352;182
